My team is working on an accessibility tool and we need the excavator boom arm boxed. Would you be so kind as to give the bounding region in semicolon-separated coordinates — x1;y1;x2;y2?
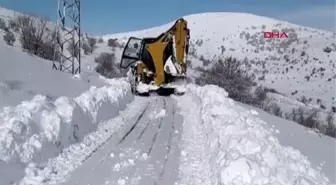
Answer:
166;18;190;73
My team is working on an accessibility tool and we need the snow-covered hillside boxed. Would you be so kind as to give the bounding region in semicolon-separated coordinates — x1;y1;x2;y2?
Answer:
104;12;336;111
0;34;110;107
0;7;121;107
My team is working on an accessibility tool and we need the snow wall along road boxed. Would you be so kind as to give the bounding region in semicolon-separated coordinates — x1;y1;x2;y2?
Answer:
0;78;133;185
174;84;331;185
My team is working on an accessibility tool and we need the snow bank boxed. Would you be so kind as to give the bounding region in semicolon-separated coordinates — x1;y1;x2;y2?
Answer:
0;78;133;184
176;84;331;185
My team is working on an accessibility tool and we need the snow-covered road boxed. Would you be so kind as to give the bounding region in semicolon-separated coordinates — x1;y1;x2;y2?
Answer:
3;83;331;185
59;96;182;185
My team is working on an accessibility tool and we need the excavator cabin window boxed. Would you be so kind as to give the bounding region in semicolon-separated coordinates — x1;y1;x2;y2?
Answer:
120;37;144;68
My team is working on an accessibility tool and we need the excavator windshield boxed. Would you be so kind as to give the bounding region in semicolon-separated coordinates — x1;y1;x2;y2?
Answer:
120;37;144;68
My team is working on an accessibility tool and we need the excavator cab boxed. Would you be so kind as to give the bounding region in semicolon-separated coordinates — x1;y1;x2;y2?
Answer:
120;18;190;96
120;37;144;69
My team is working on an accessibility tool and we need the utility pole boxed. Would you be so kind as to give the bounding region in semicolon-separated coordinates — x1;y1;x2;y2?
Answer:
52;0;81;74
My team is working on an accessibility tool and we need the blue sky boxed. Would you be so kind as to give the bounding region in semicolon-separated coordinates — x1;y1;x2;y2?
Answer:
0;0;335;35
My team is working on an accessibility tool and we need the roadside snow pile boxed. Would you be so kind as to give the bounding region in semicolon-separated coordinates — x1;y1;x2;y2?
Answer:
176;84;330;185
0;78;133;185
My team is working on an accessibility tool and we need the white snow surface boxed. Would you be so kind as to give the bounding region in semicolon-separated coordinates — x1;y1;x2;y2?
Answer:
0;31;106;108
238;102;336;183
0;7;334;185
136;82;151;93
0;78;133;185
174;84;331;185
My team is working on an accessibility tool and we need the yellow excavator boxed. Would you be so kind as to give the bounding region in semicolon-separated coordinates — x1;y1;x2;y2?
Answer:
120;18;190;96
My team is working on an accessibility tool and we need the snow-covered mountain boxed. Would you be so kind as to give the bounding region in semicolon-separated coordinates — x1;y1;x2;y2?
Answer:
104;12;336;112
0;7;335;185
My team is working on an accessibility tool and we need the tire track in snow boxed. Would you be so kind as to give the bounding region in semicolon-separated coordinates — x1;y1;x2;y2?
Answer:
137;99;159;141
155;99;183;185
118;102;150;144
105;97;166;185
79;101;150;165
95;100;151;165
136;97;181;185
147;98;166;155
57;97;182;185
115;97;161;149
55;97;155;185
158;102;175;180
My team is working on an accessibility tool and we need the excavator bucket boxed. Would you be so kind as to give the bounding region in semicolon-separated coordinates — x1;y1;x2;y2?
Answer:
157;74;187;96
156;87;175;96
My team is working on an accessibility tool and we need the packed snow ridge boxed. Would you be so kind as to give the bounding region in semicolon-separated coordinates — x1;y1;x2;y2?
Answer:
0;78;133;185
175;84;331;185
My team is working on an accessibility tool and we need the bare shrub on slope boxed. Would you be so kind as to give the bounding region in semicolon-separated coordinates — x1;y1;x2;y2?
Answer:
253;86;267;106
81;41;91;55
265;102;283;117
107;38;120;51
8;18;19;32
14;14;59;61
87;37;97;53
325;113;336;138
3;30;15;45
0;17;7;31
196;57;255;104
94;52;121;78
290;107;323;129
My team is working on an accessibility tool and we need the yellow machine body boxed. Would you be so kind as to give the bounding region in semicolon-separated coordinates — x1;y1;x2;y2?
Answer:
120;18;190;95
